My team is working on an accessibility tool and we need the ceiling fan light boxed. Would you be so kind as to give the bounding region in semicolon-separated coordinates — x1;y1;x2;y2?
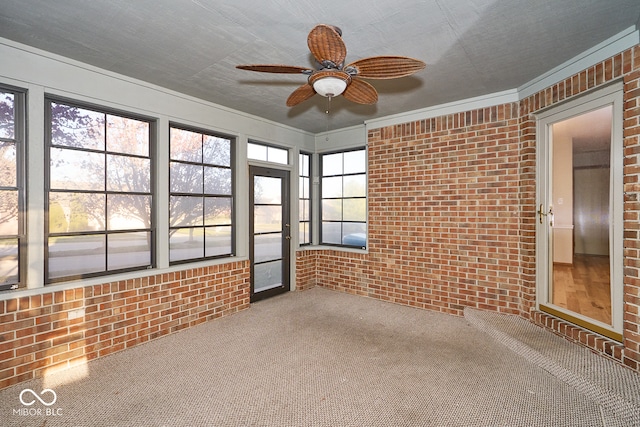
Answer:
312;77;347;97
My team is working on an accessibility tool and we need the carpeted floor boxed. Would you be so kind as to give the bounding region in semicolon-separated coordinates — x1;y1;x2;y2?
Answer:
1;287;639;426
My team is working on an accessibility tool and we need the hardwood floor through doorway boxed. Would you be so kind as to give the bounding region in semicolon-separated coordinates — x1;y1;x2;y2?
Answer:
552;254;611;324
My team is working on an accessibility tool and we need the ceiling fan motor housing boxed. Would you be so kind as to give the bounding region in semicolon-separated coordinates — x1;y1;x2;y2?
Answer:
309;70;351;97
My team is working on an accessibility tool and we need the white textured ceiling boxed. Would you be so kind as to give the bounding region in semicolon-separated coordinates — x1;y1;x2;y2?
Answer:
1;0;639;134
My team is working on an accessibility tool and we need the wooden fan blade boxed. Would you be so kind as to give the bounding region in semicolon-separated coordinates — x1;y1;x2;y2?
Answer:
347;56;426;79
286;83;317;107
342;79;378;105
236;64;313;74
307;24;347;66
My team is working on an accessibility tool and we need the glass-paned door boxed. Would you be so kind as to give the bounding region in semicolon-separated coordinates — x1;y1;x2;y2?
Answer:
536;85;623;341
250;166;290;302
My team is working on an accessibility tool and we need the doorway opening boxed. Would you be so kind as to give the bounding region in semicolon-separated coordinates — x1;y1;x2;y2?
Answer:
249;166;291;302
536;84;623;341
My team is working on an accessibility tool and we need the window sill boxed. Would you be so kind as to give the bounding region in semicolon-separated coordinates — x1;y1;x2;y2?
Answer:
297;245;368;255
0;256;249;301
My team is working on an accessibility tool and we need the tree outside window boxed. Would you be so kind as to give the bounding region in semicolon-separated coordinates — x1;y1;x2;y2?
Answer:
169;125;234;263
47;101;153;281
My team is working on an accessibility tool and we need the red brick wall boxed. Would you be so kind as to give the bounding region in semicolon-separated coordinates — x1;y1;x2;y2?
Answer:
0;260;250;389
624;49;640;370
306;103;524;317
298;43;640;373
295;250;318;291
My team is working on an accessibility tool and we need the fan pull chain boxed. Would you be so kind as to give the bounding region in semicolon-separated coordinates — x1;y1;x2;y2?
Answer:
325;96;332;141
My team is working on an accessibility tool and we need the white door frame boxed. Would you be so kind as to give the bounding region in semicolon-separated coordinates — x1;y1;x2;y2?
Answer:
535;82;624;339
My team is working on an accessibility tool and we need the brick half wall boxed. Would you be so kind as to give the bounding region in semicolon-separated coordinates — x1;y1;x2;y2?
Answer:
0;260;250;390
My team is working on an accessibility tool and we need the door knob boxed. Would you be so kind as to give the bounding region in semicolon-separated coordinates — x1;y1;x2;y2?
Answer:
538;204;545;224
538;204;553;225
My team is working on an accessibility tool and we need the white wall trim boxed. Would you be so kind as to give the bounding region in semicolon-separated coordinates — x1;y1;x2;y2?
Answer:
0;37;315;144
519;26;639;99
364;89;520;131
314;124;367;152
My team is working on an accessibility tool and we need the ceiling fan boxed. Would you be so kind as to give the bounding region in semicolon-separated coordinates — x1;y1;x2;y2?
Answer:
236;24;426;107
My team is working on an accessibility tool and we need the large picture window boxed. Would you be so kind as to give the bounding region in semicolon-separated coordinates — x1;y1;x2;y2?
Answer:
46;100;154;282
320;148;367;249
0;87;24;290
169;125;234;263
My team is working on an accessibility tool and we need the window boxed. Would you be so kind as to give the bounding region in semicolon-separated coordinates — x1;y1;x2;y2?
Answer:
248;142;288;165
0;87;24;290
299;152;311;245
169;125;234;263
46;100;154;282
320;148;367;249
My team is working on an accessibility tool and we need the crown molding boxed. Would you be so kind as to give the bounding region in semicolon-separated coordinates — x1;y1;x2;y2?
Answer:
518;26;639;99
